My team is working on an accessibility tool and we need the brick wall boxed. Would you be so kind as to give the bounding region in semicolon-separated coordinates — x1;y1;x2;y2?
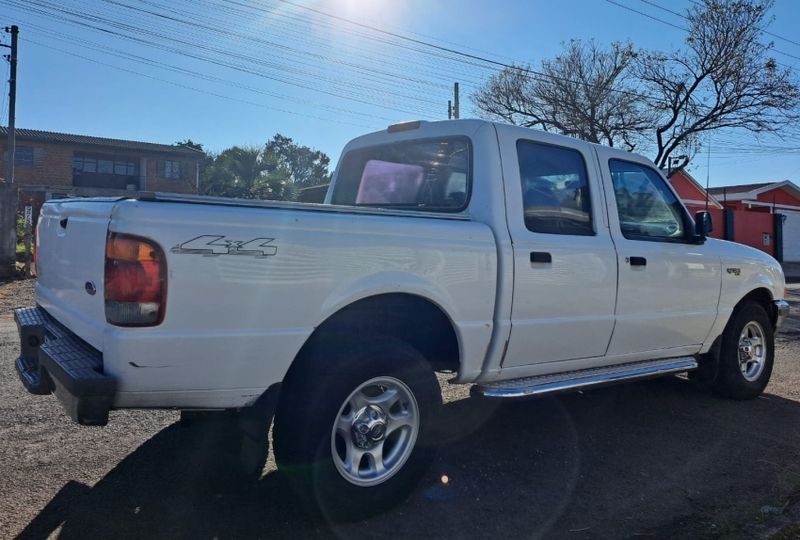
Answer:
0;141;199;194
142;158;198;193
0;141;73;185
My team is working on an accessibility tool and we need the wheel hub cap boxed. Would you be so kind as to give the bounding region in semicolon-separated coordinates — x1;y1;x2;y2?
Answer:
738;321;767;382
330;376;420;487
351;405;388;449
739;339;755;360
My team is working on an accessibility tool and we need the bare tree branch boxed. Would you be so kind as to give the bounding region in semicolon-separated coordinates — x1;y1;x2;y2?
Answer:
471;40;653;150
637;0;800;167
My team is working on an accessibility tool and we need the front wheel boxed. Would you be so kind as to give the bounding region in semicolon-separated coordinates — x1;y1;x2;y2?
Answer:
273;338;441;521
713;302;775;400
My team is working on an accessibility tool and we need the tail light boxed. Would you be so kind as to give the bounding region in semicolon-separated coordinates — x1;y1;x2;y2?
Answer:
104;233;167;326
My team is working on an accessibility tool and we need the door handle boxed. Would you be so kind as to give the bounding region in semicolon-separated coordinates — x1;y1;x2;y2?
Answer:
530;252;552;263
628;256;647;266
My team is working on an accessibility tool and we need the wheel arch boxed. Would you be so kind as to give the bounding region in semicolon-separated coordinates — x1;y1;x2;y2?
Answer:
285;293;461;383
736;287;777;327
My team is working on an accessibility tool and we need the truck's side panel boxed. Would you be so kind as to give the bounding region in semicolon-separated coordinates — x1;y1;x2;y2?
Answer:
104;200;497;408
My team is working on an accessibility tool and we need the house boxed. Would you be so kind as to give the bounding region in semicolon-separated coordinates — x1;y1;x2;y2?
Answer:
667;169;723;215
0;127;205;198
708;180;800;262
667;169;725;240
666;171;789;260
707;181;800;213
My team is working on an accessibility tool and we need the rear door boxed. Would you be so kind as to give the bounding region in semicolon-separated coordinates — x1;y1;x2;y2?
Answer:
498;130;618;367
595;148;721;356
36;199;117;350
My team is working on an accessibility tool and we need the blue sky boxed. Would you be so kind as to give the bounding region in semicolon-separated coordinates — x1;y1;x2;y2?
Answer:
2;0;800;186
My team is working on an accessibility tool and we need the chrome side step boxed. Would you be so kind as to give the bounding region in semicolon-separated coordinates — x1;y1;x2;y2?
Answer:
476;357;698;399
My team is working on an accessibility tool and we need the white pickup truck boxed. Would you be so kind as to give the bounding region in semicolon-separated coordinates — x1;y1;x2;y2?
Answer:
15;119;789;519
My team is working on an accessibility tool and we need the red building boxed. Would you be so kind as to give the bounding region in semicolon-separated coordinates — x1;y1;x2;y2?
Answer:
707;181;800;213
708;181;800;262
667;170;800;261
667;169;725;241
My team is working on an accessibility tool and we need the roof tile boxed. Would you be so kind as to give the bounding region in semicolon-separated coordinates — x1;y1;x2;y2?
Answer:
0;127;204;156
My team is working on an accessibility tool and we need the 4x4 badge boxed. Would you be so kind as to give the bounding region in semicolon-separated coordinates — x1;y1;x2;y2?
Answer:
171;235;277;258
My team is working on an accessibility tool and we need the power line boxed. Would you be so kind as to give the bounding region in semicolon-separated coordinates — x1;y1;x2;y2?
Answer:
24;38;383;130
7;0;663;113
22;21;401;122
606;0;686;31
233;0;660;103
4;0;447;117
623;0;800;65
684;0;800;50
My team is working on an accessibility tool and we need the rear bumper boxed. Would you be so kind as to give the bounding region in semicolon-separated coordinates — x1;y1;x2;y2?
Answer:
14;306;116;426
775;299;791;330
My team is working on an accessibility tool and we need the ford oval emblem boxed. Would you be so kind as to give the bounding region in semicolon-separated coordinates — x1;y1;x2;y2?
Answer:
85;281;97;296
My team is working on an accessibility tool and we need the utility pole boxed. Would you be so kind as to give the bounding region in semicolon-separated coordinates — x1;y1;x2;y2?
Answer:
453;82;460;120
447;99;452;120
0;26;17;277
3;25;18;184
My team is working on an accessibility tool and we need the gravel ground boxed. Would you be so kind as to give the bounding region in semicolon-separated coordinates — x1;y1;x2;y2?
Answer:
0;279;35;320
3;280;800;539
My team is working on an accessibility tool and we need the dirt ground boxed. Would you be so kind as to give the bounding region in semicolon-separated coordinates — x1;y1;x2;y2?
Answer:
3;279;800;539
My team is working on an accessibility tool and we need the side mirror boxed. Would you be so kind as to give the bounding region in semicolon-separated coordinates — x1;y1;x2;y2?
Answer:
694;211;713;237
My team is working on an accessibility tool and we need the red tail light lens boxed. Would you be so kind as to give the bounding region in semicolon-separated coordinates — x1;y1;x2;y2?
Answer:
104;233;167;326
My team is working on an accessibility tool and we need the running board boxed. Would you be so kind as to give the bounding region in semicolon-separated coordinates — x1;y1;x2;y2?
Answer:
476;357;698;399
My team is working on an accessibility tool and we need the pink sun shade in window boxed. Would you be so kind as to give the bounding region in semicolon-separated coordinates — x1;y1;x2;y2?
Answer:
355;159;425;204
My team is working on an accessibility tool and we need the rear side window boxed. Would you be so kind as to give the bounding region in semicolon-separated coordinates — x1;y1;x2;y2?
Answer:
331;137;471;212
517;140;593;236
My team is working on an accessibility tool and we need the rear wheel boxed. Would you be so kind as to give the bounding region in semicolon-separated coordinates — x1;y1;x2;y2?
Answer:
273;338;441;521
713;302;774;400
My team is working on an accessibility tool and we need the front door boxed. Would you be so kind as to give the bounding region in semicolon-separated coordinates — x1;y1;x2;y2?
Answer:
500;132;618;368
596;149;721;357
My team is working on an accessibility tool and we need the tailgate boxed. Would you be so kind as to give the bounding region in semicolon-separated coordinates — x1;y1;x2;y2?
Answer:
35;198;119;351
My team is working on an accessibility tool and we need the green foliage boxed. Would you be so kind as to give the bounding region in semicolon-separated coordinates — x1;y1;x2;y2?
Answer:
16;213;24;239
175;139;205;152
200;134;331;201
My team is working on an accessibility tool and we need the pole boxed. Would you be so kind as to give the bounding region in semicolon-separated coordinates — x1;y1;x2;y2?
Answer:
705;133;711;212
453;82;460;119
447;100;452;120
5;25;18;184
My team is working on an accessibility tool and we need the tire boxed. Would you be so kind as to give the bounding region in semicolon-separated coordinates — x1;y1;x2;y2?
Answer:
713;301;775;400
273;337;442;521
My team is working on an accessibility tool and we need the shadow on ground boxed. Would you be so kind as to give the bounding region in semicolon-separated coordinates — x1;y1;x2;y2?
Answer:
15;377;800;540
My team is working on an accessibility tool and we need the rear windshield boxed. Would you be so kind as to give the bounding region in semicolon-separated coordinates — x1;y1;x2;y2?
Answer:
330;137;471;212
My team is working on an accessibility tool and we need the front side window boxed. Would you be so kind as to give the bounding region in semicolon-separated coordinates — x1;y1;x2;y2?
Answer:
517;140;593;235
609;159;687;241
331;137;470;212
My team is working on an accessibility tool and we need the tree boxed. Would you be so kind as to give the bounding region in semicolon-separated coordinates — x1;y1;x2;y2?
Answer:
200;134;331;200
264;134;331;189
472;40;652;150
175;139;205;152
471;0;800;168
636;0;800;168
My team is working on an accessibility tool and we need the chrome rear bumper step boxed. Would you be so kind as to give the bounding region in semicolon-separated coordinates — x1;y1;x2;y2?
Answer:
476;357;698;399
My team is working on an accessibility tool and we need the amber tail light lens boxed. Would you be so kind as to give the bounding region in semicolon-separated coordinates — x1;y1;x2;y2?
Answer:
104;233;167;326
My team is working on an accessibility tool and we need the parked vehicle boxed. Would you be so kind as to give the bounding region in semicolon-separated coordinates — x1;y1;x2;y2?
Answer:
14;119;789;519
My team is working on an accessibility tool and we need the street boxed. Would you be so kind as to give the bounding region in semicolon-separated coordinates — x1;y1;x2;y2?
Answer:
2;281;800;539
